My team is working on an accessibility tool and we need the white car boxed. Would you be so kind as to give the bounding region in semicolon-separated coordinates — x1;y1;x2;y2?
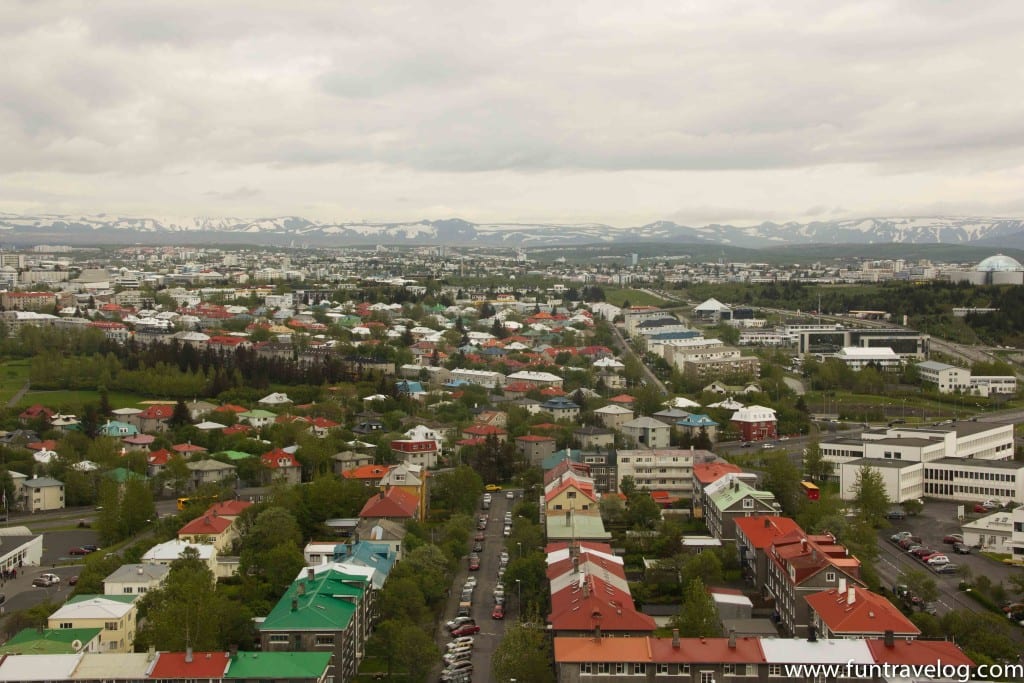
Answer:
506;491;514;500
925;555;950;566
447;636;474;650
463;577;477;589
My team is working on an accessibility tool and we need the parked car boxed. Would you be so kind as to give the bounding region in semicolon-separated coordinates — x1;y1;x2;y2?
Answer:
485;484;502;491
68;575;79;586
447;636;474;650
468;558;480;571
506;491;514;500
942;534;963;544
477;517;488;530
885;509;906;520
472;542;483;553
891;531;913;542
474;531;485;542
904;544;922;554
911;547;936;558
934;563;960;574
952;542;970;554
973;503;994;513
450;624;481;637
82;544;100;552
898;537;922;549
492;603;505;619
68;547;90;556
503;525;511;537
925;555;950;567
443;648;473;665
441;660;474;680
464;576;477;588
445;617;475;632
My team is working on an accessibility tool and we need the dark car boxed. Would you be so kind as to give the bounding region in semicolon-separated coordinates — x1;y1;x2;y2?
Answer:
885;509;906;520
82;545;100;552
952;542;970;554
934;563;959;574
68;575;79;586
68;547;90;555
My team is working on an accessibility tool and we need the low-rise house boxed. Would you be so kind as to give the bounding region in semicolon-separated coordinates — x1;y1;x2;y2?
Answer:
389;438;439;469
461;424;507;443
807;581;920;639
47;595;138;653
262;448;303;485
177;511;238;553
703;475;780;541
258;392;292;406
341;464;392;488
239;409;277;429
332;451;375;476
20;476;65;512
358;487;419;522
98;420;139;438
0;627;101;655
103;563;170;596
353;518;406;562
186;459;237;490
675;413;719;442
733;516;804;592
130;404;175;433
541;396;581;421
731;405;778;442
515;434;557;466
377;463;428;521
621;416;671;449
574;426;615;450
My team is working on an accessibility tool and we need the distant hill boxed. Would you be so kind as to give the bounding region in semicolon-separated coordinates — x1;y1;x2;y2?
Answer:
1;213;1023;249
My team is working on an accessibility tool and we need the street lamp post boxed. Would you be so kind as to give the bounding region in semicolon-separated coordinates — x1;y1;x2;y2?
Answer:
515;578;521;619
516;542;521;559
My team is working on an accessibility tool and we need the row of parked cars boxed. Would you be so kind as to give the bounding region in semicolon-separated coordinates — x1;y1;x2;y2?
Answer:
441;619;476;682
889;531;968;574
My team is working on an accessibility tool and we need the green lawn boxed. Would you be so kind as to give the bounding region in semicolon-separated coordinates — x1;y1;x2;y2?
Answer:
16;389;147;412
0;359;30;404
604;288;668;308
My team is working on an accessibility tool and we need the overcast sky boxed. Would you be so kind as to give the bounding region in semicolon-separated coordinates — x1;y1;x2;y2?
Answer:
2;1;1023;227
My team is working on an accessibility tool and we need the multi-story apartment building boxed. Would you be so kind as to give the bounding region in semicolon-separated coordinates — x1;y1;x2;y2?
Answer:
616;448;714;501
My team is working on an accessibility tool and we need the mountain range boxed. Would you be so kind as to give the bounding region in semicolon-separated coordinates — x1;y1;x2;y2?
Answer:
1;213;1023;249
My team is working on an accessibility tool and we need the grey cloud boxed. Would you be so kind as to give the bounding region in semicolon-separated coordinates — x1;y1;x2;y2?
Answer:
204;186;263;201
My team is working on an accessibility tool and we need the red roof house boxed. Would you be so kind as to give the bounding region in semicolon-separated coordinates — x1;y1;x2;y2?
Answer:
358;487;419;520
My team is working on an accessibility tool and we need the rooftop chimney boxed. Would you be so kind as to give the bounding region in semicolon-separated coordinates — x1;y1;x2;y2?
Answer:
307;567;315;581
671;629;680;649
137;566;144;575
291;598;298;612
565;509;571;525
728;630;736;649
186;646;193;663
847;587;855;605
807;624;817;643
764;518;771;528
229;644;239;658
298;582;306;596
593;625;601;640
838;577;847;594
884;630;895;648
572;556;579;574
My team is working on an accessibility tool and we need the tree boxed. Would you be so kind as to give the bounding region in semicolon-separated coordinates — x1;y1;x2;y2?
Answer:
802;439;832;482
672;577;721;637
169;399;192;428
760;452;803;516
626;491;662;530
431;466;483;515
903;569;939;606
492;622;555;683
134;547;229;651
851;465;890;528
121;478;156;537
239;507;304;585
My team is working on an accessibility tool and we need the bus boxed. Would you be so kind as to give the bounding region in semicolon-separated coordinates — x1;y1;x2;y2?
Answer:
800;481;820;501
176;494;219;511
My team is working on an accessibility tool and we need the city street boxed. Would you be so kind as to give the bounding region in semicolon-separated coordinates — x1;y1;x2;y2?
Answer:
434;490;516;683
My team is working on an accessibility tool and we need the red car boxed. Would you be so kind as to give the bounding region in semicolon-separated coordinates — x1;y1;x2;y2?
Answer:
68;575;79;586
491;604;505;620
69;547;90;556
451;624;481;637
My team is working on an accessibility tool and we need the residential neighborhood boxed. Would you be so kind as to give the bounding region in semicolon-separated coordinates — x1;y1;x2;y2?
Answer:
0;245;1019;682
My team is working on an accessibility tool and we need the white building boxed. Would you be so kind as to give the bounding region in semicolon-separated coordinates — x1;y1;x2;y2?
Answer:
448;368;506;388
916;361;970;393
961;509;1015;553
615;448;714;500
834;346;902;372
1009;506;1024;565
103;564;170;596
969;375;1018;396
621;416;671;449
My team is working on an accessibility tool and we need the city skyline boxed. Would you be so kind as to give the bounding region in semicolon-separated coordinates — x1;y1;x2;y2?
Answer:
2;2;1024;227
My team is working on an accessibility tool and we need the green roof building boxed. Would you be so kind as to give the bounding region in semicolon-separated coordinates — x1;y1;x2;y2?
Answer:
225;651;332;682
259;566;372;683
0;627;101;655
705;475;779;541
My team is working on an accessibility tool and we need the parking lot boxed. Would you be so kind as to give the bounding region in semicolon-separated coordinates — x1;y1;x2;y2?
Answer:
875;500;1022;617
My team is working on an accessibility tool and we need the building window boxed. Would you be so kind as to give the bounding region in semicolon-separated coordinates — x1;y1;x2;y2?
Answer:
59;622;73;629
742;498;754;509
581;663;592;674
657;664;670;675
682;665;691;675
701;671;715;683
825;571;836;583
123;587;133;593
105;621;118;631
769;665;783;677
598;663;610;674
269;634;289;643
634;663;647;675
724;664;735;675
315;634;335;647
616;663;626;674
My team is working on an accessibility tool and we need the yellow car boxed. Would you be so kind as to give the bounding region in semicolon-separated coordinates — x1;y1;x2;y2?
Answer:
485;484;502;492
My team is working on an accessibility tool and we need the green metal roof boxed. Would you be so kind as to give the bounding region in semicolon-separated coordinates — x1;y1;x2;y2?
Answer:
707;479;776;511
214;450;254;460
0;627;101;655
259;568;369;632
104;467;148;482
67;593;137;605
225;651;332;679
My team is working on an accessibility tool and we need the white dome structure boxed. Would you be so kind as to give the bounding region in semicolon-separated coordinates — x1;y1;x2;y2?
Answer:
976;254;1024;272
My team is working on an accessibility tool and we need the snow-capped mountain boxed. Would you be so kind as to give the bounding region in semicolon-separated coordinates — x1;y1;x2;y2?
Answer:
0;213;1022;248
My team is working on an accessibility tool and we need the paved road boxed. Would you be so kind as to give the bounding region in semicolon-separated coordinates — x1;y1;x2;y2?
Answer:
435;491;516;682
5;380;30;408
607;322;669;395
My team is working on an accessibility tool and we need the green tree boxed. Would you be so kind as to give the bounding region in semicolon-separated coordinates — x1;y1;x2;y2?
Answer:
121;478;156;536
760;452;803;516
238;507;304;583
902;569;939;606
169;399;192;428
2;600;60;639
851;464;890;528
672;577;721;637
801;439;832;482
626;491;661;530
431;466;484;515
492;622;555;683
134;547;227;651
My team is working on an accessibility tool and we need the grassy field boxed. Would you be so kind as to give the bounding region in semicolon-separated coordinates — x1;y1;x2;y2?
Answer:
16;389;147;412
0;359;30;405
603;288;668;308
